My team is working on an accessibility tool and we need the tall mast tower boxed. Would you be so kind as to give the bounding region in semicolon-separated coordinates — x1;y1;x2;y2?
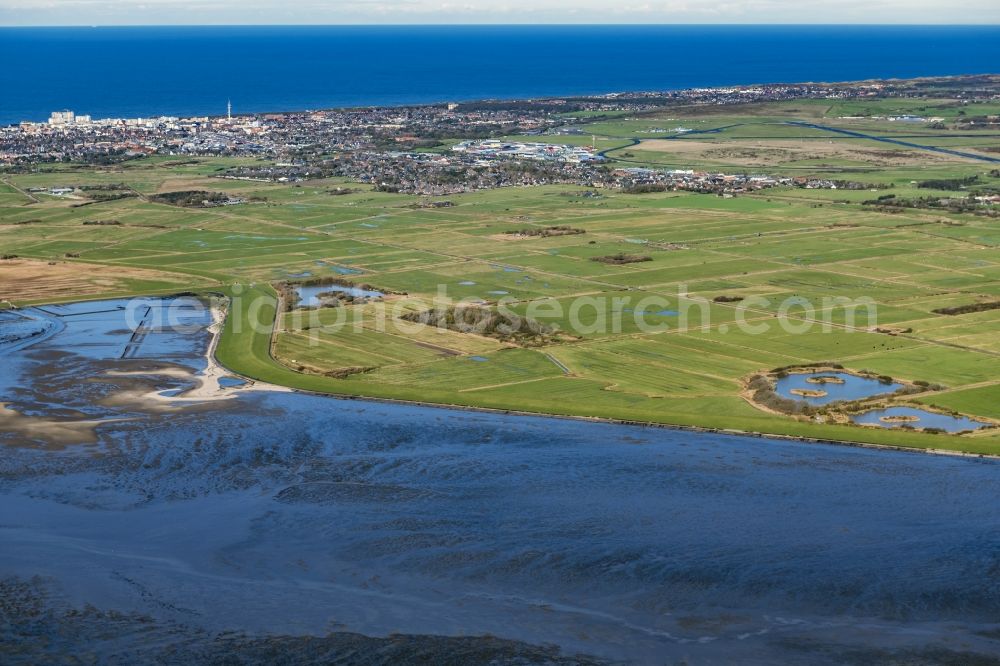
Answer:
227;99;232;121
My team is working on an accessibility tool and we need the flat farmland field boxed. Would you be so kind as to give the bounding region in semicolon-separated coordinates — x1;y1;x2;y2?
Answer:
4;96;1000;454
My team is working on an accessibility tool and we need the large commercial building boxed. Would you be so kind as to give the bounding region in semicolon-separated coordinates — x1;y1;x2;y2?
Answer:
48;110;75;125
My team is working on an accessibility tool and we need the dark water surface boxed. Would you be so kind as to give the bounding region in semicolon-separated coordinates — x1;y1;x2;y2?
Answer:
773;371;904;405
851;406;989;433
2;25;1000;124
1;298;999;664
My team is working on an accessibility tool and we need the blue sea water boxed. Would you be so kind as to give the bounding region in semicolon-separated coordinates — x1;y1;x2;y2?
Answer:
1;25;999;125
3;297;1000;662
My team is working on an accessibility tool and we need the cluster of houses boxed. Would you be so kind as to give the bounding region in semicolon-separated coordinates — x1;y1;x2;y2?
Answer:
613;168;791;194
9;76;994;166
0;102;561;165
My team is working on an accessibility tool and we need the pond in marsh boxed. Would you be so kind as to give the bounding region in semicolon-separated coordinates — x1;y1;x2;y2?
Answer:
1;298;999;665
851;406;989;433
774;371;904;405
295;284;385;307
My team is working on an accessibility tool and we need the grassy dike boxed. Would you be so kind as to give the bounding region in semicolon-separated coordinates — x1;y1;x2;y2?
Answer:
212;285;1000;457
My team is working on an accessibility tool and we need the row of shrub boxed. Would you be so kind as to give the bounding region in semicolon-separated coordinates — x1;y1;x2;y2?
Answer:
504;225;585;238
932;301;1000;316
590;253;652;265
401;306;555;346
150;190;228;207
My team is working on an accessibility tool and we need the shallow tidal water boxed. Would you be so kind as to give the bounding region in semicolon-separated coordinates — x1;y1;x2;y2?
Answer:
1;298;999;664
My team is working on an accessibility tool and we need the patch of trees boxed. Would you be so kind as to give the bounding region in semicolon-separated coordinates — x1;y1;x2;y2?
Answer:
932;301;1000;316
771;363;844;378
77;149;142;166
622;184;668;194
401;306;556;346
591;253;652;265
911;379;946;391
151;190;228;208
504;225;585;238
955;116;1000;129
82;219;121;226
311;290;369;306
862;194;998;217
322;366;376;379
406;200;454;208
831;180;893;190
1;254;18;260
713;295;744;303
284;360;375;378
84;191;137;203
76;183;137;201
77;183;130;191
917;176;979;190
292;276;383;290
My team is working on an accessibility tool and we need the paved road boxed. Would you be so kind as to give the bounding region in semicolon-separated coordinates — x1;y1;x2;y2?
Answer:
787;121;1000;163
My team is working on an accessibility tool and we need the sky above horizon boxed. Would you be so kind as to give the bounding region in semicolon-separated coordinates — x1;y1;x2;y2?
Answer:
1;0;998;26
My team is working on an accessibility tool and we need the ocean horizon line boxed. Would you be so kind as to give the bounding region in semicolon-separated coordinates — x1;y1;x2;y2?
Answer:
10;73;999;128
3;23;999;27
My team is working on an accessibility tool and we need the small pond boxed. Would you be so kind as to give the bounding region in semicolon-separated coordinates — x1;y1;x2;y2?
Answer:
621;308;679;317
218;376;248;389
296;284;385;307
851;406;988;433
774;372;903;405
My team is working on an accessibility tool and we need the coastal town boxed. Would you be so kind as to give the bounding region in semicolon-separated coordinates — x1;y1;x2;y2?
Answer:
3;76;997;198
4;76;994;164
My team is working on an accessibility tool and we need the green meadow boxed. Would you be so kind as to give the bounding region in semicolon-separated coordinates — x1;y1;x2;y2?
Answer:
4;97;1000;453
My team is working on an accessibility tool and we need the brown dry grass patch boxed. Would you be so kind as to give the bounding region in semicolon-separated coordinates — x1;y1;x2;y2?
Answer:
632;138;973;167
0;258;202;303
